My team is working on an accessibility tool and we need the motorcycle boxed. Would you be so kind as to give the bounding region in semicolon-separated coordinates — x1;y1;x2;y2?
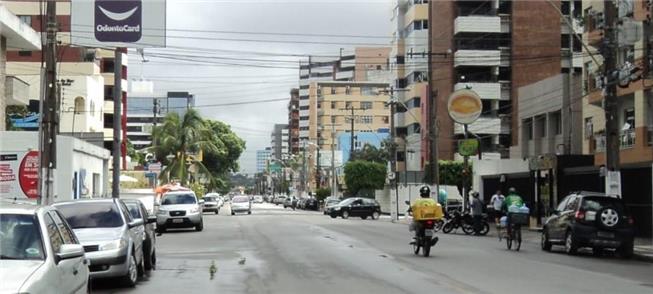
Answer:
442;210;490;235
406;201;439;257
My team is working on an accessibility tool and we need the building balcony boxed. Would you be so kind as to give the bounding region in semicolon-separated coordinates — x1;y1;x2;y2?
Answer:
335;70;354;81
594;129;636;152
4;76;30;106
299;88;309;97
454;117;510;135
454;16;502;34
454;82;510;100
454;49;510;67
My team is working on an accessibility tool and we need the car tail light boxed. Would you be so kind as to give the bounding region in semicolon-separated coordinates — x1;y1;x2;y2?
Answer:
628;217;634;225
575;210;585;221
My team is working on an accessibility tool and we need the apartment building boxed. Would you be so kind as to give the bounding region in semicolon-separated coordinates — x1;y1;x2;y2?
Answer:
3;1;128;156
581;0;653;236
428;0;570;164
270;123;289;160
298;48;390;143
288;88;300;154
1;5;41;131
390;0;429;172
256;148;272;173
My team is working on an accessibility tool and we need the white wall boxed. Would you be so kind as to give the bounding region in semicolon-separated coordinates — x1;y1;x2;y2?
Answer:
471;158;530;200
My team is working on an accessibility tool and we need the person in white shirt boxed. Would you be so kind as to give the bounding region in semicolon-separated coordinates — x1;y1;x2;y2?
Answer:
490;190;505;225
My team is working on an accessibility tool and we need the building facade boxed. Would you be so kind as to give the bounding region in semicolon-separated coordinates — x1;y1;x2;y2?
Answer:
270;123;289;160
256;148;272;173
288;88;300;154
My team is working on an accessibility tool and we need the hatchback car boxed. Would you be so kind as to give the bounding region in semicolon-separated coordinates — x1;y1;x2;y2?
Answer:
123;199;158;270
329;198;381;220
324;197;342;215
156;191;204;232
202;194;221;214
54;199;145;287
231;196;252;215
541;192;635;258
0;202;89;294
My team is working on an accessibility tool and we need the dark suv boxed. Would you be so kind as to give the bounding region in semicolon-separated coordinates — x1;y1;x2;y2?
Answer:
329;198;381;220
541;192;634;258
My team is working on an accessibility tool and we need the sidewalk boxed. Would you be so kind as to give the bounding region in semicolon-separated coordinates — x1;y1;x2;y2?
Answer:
379;215;653;262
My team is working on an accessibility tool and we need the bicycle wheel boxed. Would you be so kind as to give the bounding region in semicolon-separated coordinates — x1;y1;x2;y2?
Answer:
515;226;522;251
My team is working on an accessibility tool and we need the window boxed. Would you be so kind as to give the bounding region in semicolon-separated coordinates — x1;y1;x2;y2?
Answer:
119;202;133;223
50;211;76;244
565;196;580;211
331;101;336;109
361;101;373;110
382;116;389;124
556;196;571;212
317;87;322;96
396;56;405;65
18;51;32;57
317;102;321;109
345;86;352;95
624;108;635;129
331;116;337;123
125;202;143;219
345;101;352;109
551;111;562;135
56;202;124;228
524;119;533;140
360;115;373;124
585;117;593;138
331;87;336;94
44;214;64;253
18;15;31;25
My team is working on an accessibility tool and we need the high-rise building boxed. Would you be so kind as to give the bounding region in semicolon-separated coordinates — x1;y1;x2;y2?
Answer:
256;148;272;173
298;48;391;143
427;0;577;163
270;124;289;160
390;0;429;172
288;88;300;154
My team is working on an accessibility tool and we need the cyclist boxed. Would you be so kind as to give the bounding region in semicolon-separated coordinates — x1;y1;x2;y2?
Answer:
501;187;524;240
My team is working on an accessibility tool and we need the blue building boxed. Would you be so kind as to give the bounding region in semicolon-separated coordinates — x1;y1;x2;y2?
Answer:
256;148;272;173
337;130;389;163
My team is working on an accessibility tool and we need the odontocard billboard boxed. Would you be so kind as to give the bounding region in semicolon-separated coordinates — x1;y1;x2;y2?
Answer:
72;0;166;48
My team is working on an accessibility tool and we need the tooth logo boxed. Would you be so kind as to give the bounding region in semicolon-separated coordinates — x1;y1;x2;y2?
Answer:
98;6;139;21
94;0;142;43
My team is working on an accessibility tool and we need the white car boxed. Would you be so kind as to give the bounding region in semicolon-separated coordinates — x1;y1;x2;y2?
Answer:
231;196;252;215
156;191;204;232
0;202;90;294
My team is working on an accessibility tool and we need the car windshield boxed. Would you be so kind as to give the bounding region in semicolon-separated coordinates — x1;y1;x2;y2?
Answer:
124;202;142;219
0;214;44;260
233;196;249;203
581;197;626;213
204;197;216;202
56;202;124;228
162;194;197;205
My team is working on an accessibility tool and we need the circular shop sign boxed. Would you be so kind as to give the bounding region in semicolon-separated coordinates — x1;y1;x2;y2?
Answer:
447;89;482;125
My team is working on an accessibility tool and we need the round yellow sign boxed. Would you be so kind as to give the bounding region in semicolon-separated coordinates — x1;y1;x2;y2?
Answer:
447;89;482;125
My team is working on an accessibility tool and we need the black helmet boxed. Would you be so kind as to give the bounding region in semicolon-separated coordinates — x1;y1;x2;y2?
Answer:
419;185;430;198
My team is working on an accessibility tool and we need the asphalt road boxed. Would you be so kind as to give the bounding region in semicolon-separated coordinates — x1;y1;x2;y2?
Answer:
93;202;653;294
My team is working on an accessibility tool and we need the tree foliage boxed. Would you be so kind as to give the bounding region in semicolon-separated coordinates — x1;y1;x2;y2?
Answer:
349;139;392;163
344;160;386;197
315;188;331;201
423;160;470;187
151;109;245;190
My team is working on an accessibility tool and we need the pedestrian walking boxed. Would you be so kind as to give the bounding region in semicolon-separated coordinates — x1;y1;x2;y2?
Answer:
470;191;483;235
490;190;505;226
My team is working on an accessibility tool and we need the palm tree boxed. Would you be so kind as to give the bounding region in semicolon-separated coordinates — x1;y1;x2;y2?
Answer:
151;109;220;186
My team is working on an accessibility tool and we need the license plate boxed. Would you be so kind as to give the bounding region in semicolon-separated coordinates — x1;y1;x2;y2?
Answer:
172;219;184;223
425;230;434;237
597;231;614;238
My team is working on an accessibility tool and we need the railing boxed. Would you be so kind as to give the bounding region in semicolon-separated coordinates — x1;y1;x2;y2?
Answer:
594;129;636;152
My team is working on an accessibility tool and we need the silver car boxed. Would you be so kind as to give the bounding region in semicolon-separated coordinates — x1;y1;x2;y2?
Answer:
0;202;89;293
156;191;204;232
231;195;252;215
54;199;145;287
202;194;221;214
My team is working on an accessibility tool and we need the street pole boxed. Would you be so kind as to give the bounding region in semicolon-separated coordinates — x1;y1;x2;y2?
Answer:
112;49;123;198
152;99;158;150
463;124;470;211
350;105;355;159
427;0;439;190
301;140;307;197
331;123;337;198
389;95;399;221
315;145;321;189
39;0;58;205
603;0;620;179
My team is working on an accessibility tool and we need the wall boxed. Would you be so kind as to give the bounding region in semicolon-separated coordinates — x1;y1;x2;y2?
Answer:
472;158;530;200
1;37;6;131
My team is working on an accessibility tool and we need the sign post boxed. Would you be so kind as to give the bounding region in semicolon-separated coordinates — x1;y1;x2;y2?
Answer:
447;89;482;210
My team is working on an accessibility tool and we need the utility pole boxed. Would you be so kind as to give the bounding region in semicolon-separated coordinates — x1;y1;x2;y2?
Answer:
301;140;307;197
39;0;58;205
387;94;399;221
315;143;321;189
331;123;337;198
603;0;620;179
426;0;438;190
152;99;159;150
342;106;364;160
112;49;123;198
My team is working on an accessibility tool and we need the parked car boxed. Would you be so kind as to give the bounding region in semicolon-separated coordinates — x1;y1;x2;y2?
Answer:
323;197;342;215
304;198;319;210
156;191;204;232
202;195;221;214
0;202;90;294
253;195;264;203
283;196;298;209
54;199;145;287
541;192;635;258
274;195;287;205
231;196;252;215
329;198;381;220
123;199;158;270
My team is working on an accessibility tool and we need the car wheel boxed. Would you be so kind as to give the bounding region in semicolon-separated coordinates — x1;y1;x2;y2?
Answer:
342;210;349;219
541;229;552;252
330;214;337;219
121;253;138;287
371;211;380;220
144;244;154;270
231;211;235;215
196;219;204;231
565;230;578;255
361;215;368;220
151;249;157;270
248;210;252;215
137;253;145;277
156;226;166;234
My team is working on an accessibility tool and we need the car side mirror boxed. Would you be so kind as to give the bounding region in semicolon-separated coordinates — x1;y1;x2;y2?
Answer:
405;200;410;205
147;215;157;223
56;244;85;263
128;219;144;228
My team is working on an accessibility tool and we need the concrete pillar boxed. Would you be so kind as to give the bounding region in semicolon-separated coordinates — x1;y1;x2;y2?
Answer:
0;36;6;131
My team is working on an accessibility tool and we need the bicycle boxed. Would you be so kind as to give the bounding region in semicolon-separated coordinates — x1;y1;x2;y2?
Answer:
502;212;528;251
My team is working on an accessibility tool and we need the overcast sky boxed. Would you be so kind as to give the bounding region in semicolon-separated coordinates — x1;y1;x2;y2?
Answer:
127;0;393;174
